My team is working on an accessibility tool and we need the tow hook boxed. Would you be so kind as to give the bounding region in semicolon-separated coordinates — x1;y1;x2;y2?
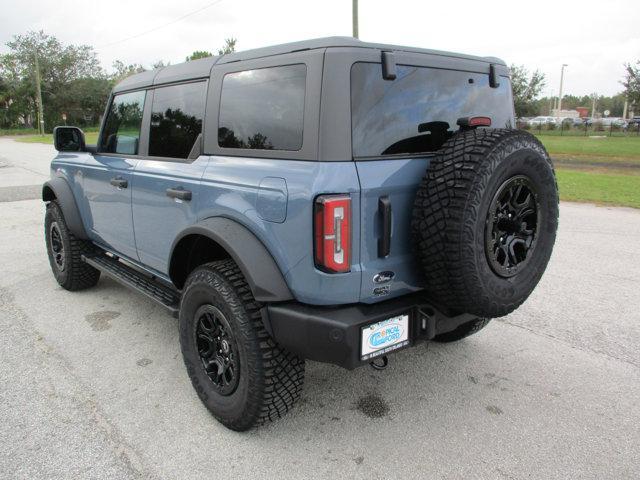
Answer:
369;355;388;370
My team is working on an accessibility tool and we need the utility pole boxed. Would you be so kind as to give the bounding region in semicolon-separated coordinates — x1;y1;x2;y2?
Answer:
352;0;359;39
34;51;45;136
557;64;568;116
591;94;597;119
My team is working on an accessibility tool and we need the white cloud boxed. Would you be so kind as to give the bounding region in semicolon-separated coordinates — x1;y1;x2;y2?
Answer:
1;0;638;96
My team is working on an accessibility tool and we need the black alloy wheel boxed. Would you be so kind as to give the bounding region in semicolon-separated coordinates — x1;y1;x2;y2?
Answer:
485;175;540;278
49;222;66;271
195;305;240;396
44;201;100;291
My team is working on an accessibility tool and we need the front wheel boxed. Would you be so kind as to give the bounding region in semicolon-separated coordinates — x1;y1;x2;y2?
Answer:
179;259;305;431
45;201;100;291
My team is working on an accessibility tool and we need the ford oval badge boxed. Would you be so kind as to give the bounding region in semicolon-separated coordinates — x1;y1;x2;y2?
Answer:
373;271;395;284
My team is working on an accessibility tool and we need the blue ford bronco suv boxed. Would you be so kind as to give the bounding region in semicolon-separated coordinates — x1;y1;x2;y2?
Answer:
43;37;558;430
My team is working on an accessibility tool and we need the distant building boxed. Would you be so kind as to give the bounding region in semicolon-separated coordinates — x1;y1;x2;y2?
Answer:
575;107;589;118
550;109;580;118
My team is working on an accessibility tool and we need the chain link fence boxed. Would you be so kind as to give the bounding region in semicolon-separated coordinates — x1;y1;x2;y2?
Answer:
516;120;640;137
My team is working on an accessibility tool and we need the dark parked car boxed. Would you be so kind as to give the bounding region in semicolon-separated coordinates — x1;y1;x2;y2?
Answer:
43;37;558;430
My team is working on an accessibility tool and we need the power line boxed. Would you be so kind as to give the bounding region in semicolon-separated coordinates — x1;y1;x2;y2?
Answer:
97;0;225;49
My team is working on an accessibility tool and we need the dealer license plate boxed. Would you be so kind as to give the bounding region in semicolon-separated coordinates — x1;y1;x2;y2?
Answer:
360;314;410;361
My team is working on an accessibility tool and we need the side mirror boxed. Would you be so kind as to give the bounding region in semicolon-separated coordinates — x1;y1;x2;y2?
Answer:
54;126;86;152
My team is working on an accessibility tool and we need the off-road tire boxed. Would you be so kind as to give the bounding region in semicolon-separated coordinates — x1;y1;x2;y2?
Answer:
412;129;558;318
433;318;491;343
179;259;305;431
45;201;100;291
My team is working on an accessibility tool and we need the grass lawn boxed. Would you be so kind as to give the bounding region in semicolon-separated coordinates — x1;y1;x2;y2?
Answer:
14;131;100;145
537;135;640;208
556;168;640;209
535;135;640;162
0;128;40;136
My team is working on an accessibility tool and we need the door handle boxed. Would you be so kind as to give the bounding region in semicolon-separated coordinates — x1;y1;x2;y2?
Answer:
110;177;128;189
378;195;392;258
166;187;192;201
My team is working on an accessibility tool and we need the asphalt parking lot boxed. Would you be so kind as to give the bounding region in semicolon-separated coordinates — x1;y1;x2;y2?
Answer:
1;138;639;479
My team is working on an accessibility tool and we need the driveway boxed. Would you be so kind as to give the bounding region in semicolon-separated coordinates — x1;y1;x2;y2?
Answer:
1;138;638;479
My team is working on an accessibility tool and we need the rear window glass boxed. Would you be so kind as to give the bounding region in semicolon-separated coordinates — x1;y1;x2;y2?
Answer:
149;82;206;159
351;63;514;158
218;64;306;151
99;90;146;155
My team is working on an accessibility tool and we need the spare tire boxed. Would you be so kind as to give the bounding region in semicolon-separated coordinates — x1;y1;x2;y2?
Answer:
411;129;558;318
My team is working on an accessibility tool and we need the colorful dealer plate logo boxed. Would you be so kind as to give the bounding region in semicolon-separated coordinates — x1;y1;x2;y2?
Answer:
361;315;409;360
368;323;402;348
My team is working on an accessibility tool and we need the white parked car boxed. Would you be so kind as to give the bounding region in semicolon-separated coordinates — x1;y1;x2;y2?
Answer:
600;117;627;128
528;116;557;126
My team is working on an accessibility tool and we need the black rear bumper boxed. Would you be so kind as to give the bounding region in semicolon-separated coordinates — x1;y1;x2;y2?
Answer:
264;293;476;370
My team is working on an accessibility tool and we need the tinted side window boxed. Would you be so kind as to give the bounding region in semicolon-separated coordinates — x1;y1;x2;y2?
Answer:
351;63;514;157
148;82;206;159
218;64;306;151
99;90;146;155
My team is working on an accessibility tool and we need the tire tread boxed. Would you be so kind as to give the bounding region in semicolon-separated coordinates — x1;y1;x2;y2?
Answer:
411;129;558;317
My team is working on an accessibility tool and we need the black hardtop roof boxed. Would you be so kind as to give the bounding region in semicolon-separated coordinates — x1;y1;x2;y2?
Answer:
113;36;506;93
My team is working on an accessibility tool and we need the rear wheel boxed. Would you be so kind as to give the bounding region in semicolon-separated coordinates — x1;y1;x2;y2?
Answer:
179;259;305;431
45;201;100;291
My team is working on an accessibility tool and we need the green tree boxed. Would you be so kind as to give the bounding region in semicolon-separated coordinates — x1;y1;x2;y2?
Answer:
217;38;237;55
186;38;237;62
622;60;640;108
111;60;145;82
598;93;626;117
0;31;107;130
152;60;170;69
510;64;546;117
186;50;213;61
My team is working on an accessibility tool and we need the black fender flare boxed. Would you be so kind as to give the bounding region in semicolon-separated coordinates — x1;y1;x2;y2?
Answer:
42;178;88;239
170;217;293;303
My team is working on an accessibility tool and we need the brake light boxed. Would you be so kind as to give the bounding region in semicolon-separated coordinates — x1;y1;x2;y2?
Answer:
456;116;492;129
314;195;351;273
468;116;492;127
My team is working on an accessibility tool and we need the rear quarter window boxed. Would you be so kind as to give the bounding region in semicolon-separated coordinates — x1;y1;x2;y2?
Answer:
351;63;514;158
218;64;306;151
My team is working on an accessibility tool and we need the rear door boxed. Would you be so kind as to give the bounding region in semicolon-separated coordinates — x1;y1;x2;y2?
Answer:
131;81;208;274
350;56;514;303
83;90;146;260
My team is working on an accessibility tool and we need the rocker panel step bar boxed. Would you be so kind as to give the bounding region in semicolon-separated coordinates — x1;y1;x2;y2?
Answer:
82;253;180;317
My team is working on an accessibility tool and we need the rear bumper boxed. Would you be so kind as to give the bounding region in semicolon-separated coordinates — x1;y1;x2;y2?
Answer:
264;293;476;370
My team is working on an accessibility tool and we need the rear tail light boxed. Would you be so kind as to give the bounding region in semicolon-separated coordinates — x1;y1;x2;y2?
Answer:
314;195;351;273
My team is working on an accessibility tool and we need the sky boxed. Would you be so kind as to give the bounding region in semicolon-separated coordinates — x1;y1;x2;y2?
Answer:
1;0;638;97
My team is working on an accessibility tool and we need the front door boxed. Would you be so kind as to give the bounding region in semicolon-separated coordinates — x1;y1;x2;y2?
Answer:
83;90;147;260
